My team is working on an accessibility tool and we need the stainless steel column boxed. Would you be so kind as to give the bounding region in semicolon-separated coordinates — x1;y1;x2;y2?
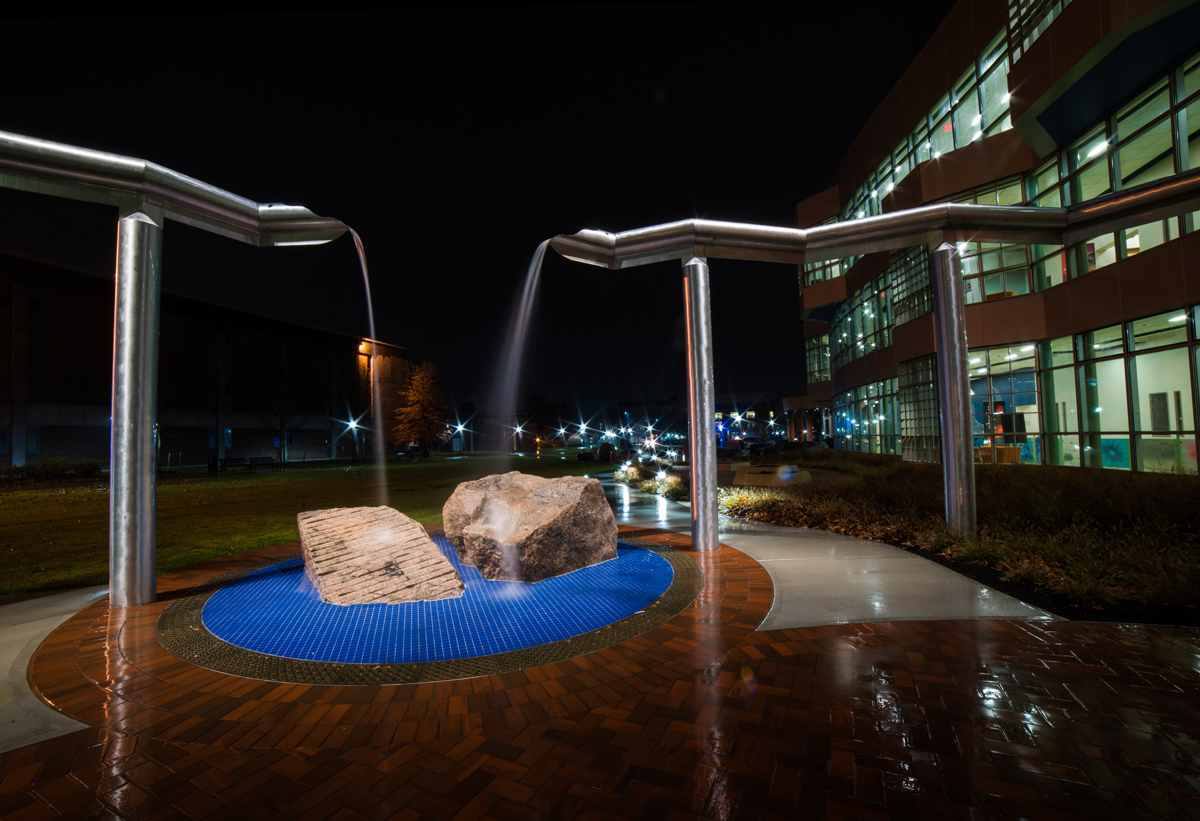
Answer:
682;257;718;552
929;242;976;534
110;210;163;607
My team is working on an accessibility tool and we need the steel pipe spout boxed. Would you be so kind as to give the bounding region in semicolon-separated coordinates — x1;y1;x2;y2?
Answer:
0;129;351;607
550;167;1200;542
0;130;348;246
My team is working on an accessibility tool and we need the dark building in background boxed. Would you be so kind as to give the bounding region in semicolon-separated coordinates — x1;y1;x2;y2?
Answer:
792;0;1200;473
1;251;408;469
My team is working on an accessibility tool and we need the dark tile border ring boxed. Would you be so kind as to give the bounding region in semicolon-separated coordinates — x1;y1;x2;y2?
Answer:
155;538;703;686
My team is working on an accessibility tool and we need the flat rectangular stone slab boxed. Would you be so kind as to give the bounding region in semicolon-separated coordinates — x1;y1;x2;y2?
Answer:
297;506;463;605
733;467;811;487
716;461;751;472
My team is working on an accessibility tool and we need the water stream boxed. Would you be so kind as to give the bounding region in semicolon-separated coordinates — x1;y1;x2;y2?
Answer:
349;228;389;508
491;239;549;463
485;240;550;570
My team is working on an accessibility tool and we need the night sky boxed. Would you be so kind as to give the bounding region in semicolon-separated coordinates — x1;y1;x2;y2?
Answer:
2;4;955;415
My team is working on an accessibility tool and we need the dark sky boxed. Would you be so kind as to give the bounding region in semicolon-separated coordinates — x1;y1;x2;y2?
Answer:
1;4;955;414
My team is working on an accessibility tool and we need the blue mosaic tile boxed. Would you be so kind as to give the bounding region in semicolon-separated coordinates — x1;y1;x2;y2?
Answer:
202;537;673;664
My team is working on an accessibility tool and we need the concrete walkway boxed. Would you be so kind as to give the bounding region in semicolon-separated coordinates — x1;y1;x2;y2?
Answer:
0;586;105;754
601;476;1054;630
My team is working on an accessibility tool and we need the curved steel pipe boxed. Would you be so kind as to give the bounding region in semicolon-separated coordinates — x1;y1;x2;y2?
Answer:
0;130;350;607
550;167;1200;269
0;130;347;245
551;166;1200;543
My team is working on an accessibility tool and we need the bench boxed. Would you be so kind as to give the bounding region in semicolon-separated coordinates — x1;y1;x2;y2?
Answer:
219;457;280;473
219;457;249;473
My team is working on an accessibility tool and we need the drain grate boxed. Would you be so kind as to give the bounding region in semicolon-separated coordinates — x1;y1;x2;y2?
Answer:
156;538;702;685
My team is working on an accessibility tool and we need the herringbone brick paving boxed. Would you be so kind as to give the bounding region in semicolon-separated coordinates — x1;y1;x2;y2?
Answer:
3;524;1200;819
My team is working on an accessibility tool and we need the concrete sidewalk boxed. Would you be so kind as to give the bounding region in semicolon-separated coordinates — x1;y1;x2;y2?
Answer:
0;586;105;754
601;476;1054;630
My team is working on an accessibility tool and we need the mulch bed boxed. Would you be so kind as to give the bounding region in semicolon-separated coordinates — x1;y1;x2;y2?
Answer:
902;544;1200;627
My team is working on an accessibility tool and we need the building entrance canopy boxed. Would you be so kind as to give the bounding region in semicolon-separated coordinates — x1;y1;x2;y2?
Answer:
550;167;1200;550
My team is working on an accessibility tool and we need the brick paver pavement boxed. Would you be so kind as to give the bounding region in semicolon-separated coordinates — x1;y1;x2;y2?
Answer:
2;525;1200;819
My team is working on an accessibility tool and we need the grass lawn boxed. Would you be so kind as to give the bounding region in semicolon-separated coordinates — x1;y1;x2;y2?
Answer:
0;454;613;597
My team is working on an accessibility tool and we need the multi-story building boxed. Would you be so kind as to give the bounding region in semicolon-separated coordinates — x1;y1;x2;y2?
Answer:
1;250;409;469
794;0;1200;473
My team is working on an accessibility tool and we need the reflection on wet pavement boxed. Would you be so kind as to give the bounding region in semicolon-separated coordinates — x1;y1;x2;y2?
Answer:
600;476;1054;630
5;483;1200;818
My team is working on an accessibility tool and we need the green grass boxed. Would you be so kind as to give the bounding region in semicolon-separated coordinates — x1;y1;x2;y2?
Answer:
0;454;612;597
714;450;1200;612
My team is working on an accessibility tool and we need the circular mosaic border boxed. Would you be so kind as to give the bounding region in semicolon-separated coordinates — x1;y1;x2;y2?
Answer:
155;538;702;685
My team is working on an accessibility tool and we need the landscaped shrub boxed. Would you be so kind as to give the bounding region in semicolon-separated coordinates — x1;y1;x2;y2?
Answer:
78;460;105;478
0;458;108;484
716;450;1200;612
613;464;690;501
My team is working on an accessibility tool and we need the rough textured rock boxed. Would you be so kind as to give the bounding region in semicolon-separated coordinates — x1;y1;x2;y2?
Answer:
443;472;618;582
297;506;464;604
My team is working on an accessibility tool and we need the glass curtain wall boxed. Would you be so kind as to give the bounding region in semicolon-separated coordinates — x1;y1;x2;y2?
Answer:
801;218;841;287
1024;49;1200;286
806;334;830;384
834;380;899;454
1008;0;1073;64
840;30;1011;226
898;356;941;463
804;30;1012;296
829;273;891;373
950;179;1030;302
889;248;933;326
813;46;1200;312
969;344;1042;464
1039;309;1198;472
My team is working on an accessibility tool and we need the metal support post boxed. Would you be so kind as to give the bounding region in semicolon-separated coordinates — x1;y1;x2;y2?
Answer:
110;209;163;607
682;256;718;552
928;242;976;535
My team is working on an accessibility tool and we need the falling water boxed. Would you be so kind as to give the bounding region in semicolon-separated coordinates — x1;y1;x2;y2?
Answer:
492;239;549;461
485;239;550;575
349;228;389;508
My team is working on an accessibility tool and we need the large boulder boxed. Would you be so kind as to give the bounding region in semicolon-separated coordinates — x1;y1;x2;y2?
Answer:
297;506;464;604
443;472;618;581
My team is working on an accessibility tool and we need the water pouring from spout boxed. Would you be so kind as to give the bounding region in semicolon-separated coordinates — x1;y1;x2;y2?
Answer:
349;228;389;508
491;240;550;466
